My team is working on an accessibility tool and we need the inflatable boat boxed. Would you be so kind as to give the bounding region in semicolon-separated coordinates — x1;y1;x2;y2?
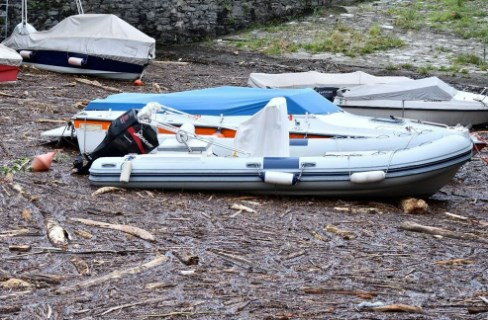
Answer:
88;98;473;197
89;134;472;197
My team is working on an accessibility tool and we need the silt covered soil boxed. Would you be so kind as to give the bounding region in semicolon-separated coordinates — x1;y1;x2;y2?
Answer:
1;46;488;319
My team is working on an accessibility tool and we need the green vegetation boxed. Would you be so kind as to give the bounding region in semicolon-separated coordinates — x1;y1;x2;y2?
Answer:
1;157;30;176
386;0;488;41
232;24;404;57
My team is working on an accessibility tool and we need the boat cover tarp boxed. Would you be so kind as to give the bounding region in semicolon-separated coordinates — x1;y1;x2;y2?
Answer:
0;44;22;66
340;77;458;101
248;71;412;89
2;14;155;65
85;86;342;116
234;97;290;157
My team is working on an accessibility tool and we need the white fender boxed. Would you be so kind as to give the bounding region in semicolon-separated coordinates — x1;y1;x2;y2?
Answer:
20;50;33;59
263;171;295;185
350;170;386;184
68;57;85;66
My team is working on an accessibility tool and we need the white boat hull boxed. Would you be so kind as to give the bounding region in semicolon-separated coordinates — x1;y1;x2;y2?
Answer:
89;135;473;197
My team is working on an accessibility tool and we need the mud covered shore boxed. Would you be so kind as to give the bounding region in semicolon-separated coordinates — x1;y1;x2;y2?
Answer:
1;46;488;319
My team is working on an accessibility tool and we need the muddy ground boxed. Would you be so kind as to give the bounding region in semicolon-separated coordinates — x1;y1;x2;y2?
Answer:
1;46;488;319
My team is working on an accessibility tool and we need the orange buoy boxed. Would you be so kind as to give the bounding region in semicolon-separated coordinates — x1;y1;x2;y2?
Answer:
31;150;58;172
134;79;143;86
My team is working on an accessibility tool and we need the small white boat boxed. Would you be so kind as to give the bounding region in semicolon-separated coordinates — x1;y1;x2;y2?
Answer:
41;87;471;154
2;14;155;80
89;98;473;197
335;77;488;126
248;71;412;101
248;71;488;126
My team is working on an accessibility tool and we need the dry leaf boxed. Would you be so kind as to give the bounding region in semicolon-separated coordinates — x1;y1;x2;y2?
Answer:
70;256;91;276
46;219;68;248
74;229;93;239
400;198;428;214
1;278;32;289
21;208;32;221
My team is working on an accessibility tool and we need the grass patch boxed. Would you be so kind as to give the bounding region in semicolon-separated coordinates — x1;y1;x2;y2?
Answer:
386;0;488;40
231;23;404;56
1;157;30;176
452;53;485;66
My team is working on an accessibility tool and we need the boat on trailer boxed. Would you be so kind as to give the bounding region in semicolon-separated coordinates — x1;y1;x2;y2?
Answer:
0;43;22;82
89;98;473;197
41;86;471;154
2;13;155;80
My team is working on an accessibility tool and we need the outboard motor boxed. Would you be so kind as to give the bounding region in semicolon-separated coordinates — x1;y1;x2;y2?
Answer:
74;109;158;174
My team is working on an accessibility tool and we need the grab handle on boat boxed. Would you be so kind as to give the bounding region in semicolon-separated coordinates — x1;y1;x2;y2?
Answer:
350;171;385;184
260;171;298;186
119;158;134;183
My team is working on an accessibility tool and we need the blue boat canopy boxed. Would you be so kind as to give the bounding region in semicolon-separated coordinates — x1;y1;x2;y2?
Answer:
85;86;342;116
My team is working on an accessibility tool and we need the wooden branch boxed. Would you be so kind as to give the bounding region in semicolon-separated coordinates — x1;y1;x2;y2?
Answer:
373;304;423;313
75;78;122;93
100;297;168;315
56;255;167;294
70;217;155;242
399;221;488;244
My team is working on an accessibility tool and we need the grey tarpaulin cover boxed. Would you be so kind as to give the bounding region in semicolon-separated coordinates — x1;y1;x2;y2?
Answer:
2;14;155;65
248;71;411;89
339;77;458;101
0;43;22;66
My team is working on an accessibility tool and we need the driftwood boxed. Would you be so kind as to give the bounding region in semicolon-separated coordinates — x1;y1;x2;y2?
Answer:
9;245;31;252
302;287;376;299
75;78;122;93
91;186;125;196
373;304;423;313
70;217;155;242
399;221;488;244
324;224;355;240
467;306;488;314
0;91;15;97
56;255;167;294
100;297;169;316
435;258;474;265
35;119;67;124
231;203;256;214
152;60;189;66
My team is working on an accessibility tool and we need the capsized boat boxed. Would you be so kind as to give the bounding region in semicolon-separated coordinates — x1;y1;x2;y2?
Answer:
335;77;488;126
2;14;155;80
0;43;22;82
41;86;470;154
89;98;473;197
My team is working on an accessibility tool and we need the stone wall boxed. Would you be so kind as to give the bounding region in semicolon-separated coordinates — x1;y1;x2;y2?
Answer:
2;0;350;44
